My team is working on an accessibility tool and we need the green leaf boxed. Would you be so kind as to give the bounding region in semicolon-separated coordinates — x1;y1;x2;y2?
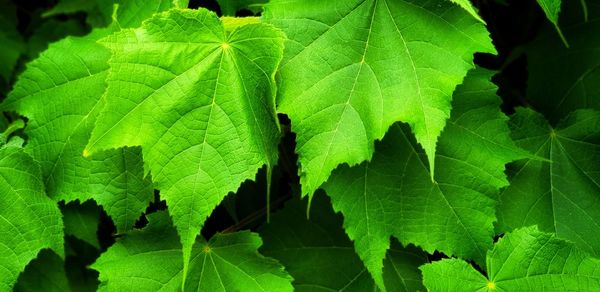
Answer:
115;0;187;28
259;192;427;291
14;250;70;292
536;0;562;24
535;0;569;46
264;0;495;196
43;0;114;28
498;108;600;256
323;69;526;290
1;34;153;234
421;259;487;291
526;1;600;121
217;0;267;15
383;243;429;292
92;212;293;291
447;0;485;22
62;201;102;249
25;19;88;60
187;232;293;291
86;8;284;272
0;145;64;291
260;193;378;291
421;226;600;291
0;2;180;234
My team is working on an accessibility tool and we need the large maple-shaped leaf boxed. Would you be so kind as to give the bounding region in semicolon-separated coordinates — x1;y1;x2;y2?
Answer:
259;192;428;291
0;146;64;291
323;69;526;289
264;0;495;196
93;212;293;291
0;2;182;234
526;0;599;121
86;8;284;273
421;226;600;291
497;108;600;256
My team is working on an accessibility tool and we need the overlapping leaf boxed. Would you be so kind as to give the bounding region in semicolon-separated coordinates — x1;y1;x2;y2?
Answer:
62;201;102;249
323;69;526;289
264;0;495;197
526;0;599;121
421;226;600;291
535;0;568;45
498;108;600;256
217;0;267;15
0;146;64;291
0;1;181;234
259;193;428;291
93;212;293;291
0;0;24;82
448;0;484;22
115;0;189;28
14;250;69;292
25;19;87;60
86;8;285;272
43;0;114;28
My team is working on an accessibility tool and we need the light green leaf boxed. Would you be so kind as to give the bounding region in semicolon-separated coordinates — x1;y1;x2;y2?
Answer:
447;0;484;22
421;226;600;291
0;146;64;291
92;212;293;291
264;0;495;196
115;0;183;28
420;259;488;292
217;0;267;15
86;9;284;273
0;2;180;234
526;1;600;121
537;0;562;23
323;69;526;290
14;250;69;292
259;193;427;291
62;201;101;249
498;108;600;256
1;35;153;234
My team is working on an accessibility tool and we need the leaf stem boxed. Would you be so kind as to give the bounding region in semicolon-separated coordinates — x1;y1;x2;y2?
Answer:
266;166;272;223
554;24;570;48
581;0;589;22
306;195;313;220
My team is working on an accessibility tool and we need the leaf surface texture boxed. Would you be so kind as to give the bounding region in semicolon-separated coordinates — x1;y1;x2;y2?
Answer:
92;212;293;291
421;226;600;291
498;108;600;256
264;0;495;196
323;69;526;289
87;8;285;271
0;146;64;291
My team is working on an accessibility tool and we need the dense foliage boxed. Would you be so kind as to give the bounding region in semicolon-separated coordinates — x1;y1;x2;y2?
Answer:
0;0;599;291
